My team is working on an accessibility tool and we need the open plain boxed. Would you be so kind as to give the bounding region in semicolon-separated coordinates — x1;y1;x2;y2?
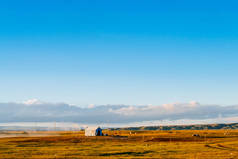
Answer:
0;130;237;158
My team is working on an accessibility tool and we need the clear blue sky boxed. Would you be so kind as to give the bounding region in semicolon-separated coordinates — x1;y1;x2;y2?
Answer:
0;0;238;105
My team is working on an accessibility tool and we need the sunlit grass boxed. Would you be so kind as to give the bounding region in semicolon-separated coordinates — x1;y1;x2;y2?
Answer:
0;130;237;158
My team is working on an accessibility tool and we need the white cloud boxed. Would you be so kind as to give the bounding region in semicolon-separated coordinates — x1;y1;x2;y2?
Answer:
23;99;42;105
0;101;237;124
109;106;138;115
189;101;200;106
110;101;201;117
88;104;95;108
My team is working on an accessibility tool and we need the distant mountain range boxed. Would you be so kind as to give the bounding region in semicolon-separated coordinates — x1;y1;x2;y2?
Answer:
110;123;238;130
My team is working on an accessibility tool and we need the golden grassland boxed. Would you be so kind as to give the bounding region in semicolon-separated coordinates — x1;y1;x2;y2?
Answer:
0;130;237;158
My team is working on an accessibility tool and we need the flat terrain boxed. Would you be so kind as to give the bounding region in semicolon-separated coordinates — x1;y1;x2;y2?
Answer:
0;130;237;158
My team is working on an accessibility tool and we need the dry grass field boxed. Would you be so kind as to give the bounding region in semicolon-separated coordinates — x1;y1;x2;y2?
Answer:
0;130;237;159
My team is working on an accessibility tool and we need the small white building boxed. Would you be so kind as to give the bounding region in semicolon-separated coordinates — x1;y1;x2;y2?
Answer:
85;126;103;136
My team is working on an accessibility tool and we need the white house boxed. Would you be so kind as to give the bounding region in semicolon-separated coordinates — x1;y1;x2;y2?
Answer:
85;126;103;136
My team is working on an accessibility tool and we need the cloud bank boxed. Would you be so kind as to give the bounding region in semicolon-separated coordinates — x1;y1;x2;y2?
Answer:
0;100;237;124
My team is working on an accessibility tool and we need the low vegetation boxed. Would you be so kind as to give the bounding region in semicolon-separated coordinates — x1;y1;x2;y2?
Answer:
0;129;237;158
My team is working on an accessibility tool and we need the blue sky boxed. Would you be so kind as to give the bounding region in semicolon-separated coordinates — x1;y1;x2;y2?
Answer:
0;0;238;105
